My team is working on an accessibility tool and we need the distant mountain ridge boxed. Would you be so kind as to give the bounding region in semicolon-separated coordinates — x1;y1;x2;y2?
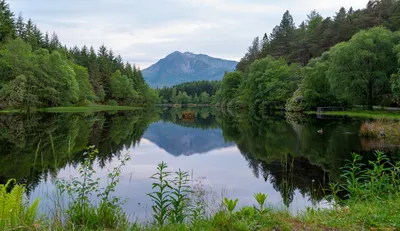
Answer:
142;51;238;88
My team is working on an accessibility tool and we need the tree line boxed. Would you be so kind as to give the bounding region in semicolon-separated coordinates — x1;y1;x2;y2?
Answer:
0;0;158;110
217;0;400;111
157;80;221;104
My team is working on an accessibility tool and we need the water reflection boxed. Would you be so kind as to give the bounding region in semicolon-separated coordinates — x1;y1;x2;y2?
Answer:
1;108;400;218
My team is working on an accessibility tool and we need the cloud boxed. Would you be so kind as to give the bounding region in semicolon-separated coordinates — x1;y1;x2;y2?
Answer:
182;0;285;14
9;0;368;69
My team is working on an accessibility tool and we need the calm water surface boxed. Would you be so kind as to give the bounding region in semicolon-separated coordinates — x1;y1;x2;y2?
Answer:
1;108;400;220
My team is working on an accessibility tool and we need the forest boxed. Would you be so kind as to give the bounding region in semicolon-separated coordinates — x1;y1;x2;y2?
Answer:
184;0;400;112
157;80;220;104
0;0;158;111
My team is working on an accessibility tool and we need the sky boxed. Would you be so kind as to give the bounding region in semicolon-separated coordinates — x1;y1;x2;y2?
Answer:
9;0;367;69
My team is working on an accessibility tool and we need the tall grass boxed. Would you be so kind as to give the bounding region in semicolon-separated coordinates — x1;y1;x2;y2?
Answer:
360;120;400;140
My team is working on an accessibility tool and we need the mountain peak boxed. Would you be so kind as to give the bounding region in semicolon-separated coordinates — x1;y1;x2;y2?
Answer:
142;51;238;88
170;51;182;55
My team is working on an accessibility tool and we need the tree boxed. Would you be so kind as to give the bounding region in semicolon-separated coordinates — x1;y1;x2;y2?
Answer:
88;46;104;101
268;10;296;58
72;64;97;103
221;71;243;104
171;87;177;103
237;37;261;72
98;45;113;100
0;0;15;42
199;91;210;104
301;52;337;109
15;13;25;38
390;41;400;104
43;32;50;49
0;38;33;82
246;57;300;110
49;32;61;51
110;70;138;104
327;27;398;109
193;93;200;104
50;51;79;104
0;74;26;108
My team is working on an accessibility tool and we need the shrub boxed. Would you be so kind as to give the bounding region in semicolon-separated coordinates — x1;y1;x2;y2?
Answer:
107;100;118;106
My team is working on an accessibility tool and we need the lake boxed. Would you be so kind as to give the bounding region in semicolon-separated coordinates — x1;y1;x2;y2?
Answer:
1;108;399;220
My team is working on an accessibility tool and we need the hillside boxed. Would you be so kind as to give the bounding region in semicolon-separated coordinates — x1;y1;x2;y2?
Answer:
142;51;237;88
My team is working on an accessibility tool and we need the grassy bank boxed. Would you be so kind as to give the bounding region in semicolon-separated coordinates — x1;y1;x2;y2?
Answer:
308;110;400;120
1;149;399;231
0;105;142;113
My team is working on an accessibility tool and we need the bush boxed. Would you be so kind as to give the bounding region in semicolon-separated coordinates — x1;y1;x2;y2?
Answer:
285;88;305;112
107;100;118;106
77;99;92;106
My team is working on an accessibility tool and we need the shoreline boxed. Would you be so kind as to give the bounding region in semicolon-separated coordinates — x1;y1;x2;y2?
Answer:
306;110;400;120
0;105;142;113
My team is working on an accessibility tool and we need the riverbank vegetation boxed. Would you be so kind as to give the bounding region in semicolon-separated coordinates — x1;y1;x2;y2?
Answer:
360;120;400;140
1;149;399;230
308;109;400;120
0;0;158;112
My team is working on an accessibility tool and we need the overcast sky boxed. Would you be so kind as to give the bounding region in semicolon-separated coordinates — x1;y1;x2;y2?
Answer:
9;0;367;68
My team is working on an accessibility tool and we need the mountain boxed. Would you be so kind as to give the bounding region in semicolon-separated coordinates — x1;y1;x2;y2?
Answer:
142;51;238;88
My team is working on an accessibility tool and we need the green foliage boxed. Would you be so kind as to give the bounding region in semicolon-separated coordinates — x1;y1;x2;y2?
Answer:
0;3;156;110
56;146;130;230
231;2;400;110
253;193;268;215
223;198;239;216
0;179;40;230
221;71;242;105
340;153;366;199
158;80;221;104
327;27;398;109
148;162;171;227
169;169;192;224
246;57;301;111
340;151;400;201
285;87;304;112
0;74;26;109
110;70;139;105
199;91;210;104
72;64;97;103
301;53;338;109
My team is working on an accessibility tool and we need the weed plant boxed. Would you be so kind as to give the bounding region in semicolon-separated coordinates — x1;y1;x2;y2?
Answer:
56;146;130;230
